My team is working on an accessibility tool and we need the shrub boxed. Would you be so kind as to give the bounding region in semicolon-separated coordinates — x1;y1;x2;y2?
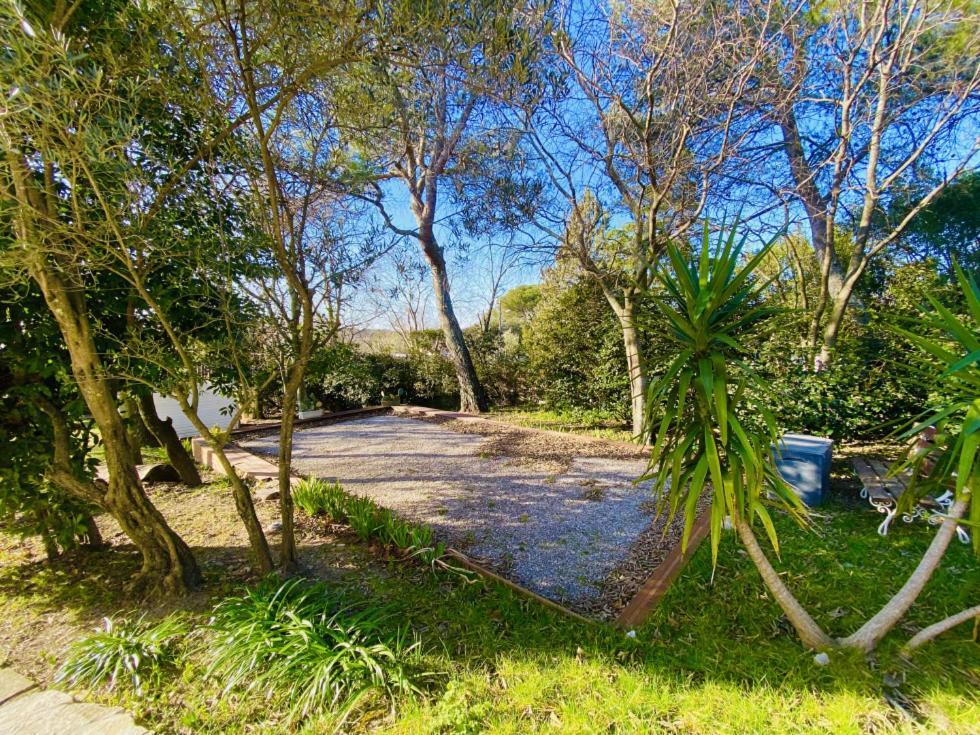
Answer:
523;267;630;418
755;330;926;440
206;578;420;724
56;615;188;695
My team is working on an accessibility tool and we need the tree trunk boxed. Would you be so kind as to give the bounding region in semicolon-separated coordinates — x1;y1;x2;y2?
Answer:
903;604;980;652
619;303;646;440
278;378;301;572
212;448;274;575
277;296;315;573
121;396;145;466
32;265;201;595
839;498;968;653
419;232;487;413
780;113;845;301
80;513;104;550
137;392;202;487
735;517;834;650
177;402;275;576
125;395;159;448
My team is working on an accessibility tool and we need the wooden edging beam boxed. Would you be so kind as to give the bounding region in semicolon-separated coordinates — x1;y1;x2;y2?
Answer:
613;510;711;630
230;405;393;438
442;549;599;627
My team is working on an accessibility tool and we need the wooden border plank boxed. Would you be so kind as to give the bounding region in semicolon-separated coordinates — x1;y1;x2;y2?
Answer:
613;510;712;630
230;405;393;438
443;550;598;627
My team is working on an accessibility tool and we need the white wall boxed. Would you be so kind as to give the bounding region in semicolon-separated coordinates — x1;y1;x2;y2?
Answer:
152;385;237;439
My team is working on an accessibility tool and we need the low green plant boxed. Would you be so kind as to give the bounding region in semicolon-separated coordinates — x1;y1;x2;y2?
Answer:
376;511;433;551
293;477;346;520
293;478;465;577
56;614;188;695
345;494;382;540
205;577;421;724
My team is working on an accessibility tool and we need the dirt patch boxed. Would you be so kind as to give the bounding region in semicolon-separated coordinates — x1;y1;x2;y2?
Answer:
411;412;648;474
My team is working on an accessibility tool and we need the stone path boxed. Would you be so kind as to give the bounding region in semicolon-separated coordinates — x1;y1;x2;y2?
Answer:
0;668;149;735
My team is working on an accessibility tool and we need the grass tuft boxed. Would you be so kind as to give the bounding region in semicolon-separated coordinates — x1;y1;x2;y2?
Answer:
56;614;188;695
292;477;346;519
205;577;422;725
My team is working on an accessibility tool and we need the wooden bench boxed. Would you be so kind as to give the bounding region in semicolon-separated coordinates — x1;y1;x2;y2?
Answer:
852;457;969;543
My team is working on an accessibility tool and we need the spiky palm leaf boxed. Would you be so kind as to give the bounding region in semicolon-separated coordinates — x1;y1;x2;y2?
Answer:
891;262;979;553
641;224;807;566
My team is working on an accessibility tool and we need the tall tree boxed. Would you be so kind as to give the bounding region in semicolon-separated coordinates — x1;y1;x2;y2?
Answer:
341;0;548;412
188;0;370;569
524;0;797;437
762;0;980;368
1;1;202;594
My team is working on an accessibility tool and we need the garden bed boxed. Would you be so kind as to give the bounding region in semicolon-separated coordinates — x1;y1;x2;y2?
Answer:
237;409;705;621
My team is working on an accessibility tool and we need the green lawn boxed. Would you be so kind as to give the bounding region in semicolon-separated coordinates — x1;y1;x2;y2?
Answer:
1;429;977;734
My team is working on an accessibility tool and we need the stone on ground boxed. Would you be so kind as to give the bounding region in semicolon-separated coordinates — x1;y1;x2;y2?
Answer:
138;463;182;483
0;668;149;734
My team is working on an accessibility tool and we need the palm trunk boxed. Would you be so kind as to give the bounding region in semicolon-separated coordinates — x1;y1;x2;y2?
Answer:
32;265;201;595
137;392;201;487
735;517;834;650
839;498;968;653
902;604;980;652
419;231;487;413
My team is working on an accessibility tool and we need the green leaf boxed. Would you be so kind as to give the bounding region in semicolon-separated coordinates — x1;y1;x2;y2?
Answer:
751;502;780;557
957;423;979;493
943;349;980;377
681;456;708;552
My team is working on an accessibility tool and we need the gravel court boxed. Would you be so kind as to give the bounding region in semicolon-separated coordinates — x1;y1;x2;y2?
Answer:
239;415;655;609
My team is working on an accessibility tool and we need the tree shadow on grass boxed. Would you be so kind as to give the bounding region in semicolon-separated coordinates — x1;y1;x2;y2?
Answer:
0;484;976;732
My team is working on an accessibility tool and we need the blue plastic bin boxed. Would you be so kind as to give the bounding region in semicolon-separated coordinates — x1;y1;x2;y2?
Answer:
772;434;833;506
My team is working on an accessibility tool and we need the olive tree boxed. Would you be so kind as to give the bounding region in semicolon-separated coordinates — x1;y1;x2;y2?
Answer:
184;0;370;568
1;2;204;594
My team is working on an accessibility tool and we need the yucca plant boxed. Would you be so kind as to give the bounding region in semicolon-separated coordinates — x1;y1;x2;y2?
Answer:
205;577;421;725
641;225;833;649
56;614;188;695
840;262;978;652
892;262;979;528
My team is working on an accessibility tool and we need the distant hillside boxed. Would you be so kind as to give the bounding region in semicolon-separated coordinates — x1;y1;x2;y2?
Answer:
347;328;408;353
